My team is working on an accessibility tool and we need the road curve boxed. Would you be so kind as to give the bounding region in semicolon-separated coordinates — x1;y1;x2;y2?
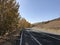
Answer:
19;29;60;45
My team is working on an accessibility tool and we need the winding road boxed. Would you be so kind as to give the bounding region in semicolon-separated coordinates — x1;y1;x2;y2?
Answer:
19;29;60;45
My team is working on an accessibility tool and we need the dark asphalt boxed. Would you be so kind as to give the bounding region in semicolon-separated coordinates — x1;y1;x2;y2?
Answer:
19;30;60;45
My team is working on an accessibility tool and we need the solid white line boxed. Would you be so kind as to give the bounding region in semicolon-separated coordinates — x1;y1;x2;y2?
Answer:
26;29;60;40
20;31;23;45
27;31;42;45
42;33;60;40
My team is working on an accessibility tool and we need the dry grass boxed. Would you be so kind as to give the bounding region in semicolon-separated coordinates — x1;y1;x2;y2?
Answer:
32;27;60;35
32;18;60;35
0;30;20;45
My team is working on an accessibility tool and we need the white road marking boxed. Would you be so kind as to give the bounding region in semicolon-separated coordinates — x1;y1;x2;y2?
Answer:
26;29;60;40
27;31;42;45
20;31;23;45
20;30;60;45
42;33;60;40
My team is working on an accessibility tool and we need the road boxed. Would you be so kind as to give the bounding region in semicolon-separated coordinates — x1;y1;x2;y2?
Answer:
19;29;60;45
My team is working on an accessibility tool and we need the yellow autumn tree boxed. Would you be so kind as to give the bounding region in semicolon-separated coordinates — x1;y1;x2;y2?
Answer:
0;0;20;35
19;18;32;29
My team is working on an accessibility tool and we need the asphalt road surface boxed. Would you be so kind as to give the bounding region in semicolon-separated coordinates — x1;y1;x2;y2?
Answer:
19;29;60;45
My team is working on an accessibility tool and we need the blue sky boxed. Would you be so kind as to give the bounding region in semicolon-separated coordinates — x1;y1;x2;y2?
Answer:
17;0;60;23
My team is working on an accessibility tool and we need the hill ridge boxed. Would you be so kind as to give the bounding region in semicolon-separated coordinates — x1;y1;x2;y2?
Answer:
33;17;60;30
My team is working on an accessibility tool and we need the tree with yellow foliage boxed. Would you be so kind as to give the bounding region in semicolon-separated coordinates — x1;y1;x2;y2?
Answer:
19;18;32;29
0;0;20;35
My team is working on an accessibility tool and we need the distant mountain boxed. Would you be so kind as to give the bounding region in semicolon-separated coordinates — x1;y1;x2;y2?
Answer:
33;17;60;30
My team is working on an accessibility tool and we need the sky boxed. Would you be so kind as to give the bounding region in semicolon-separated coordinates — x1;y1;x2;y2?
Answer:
17;0;60;23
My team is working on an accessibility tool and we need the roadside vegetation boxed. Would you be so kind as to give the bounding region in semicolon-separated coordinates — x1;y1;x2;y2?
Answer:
0;0;32;36
0;0;32;45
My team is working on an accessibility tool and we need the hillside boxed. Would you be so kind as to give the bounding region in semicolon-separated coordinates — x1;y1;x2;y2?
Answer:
33;17;60;30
